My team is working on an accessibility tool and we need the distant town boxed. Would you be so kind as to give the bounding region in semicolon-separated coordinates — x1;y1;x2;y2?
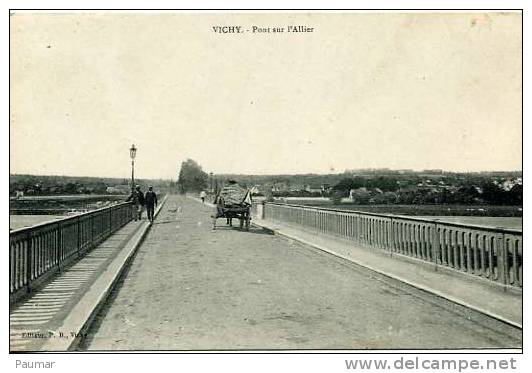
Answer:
11;165;522;208
218;168;522;206
9;174;174;197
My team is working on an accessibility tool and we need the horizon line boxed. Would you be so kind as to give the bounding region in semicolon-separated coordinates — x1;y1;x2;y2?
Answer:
9;168;523;180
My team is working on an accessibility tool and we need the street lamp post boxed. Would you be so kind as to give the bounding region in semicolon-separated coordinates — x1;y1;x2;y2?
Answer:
130;144;137;193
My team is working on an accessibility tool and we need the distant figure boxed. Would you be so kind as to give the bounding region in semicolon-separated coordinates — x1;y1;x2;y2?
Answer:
145;186;158;223
199;190;207;203
126;185;145;221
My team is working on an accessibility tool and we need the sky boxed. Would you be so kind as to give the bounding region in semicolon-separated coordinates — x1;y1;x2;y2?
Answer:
10;12;522;180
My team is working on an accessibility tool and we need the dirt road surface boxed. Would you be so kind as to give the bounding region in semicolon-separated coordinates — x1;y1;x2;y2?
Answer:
83;195;520;350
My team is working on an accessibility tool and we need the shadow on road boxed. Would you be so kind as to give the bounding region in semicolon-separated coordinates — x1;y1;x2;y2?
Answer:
151;220;177;226
213;226;274;235
150;219;274;235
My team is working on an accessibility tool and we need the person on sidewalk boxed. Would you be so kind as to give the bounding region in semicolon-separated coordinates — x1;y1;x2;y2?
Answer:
126;185;145;221
145;186;158;223
200;190;207;203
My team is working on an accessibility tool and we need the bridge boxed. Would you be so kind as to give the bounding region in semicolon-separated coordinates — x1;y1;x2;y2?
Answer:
9;194;522;351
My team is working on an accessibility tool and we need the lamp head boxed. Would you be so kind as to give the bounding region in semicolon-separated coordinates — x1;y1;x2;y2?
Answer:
130;144;137;160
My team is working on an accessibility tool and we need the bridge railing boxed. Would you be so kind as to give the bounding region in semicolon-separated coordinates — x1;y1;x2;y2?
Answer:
9;202;134;303
262;203;522;289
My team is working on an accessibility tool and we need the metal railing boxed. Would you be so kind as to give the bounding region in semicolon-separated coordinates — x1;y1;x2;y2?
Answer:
263;203;522;288
9;202;134;303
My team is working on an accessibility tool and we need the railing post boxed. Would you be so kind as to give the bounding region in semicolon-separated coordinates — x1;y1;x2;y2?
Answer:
466;232;473;274
77;216;81;257
431;223;440;267
26;231;32;294
90;214;94;250
56;223;62;272
387;217;394;255
496;232;508;285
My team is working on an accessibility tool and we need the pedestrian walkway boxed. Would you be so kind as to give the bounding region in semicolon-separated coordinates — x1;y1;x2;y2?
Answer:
84;195;520;350
252;215;522;328
9;198;166;352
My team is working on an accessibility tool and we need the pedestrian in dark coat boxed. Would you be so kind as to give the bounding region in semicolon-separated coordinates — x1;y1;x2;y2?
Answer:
145;186;158;222
126;185;145;221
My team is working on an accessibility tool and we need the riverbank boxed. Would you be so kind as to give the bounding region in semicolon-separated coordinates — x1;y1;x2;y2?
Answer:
10;215;65;230
273;198;522;217
9;194;128;215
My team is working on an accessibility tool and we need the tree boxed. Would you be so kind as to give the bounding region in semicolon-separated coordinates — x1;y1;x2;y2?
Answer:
366;176;399;192
480;181;505;204
177;159;208;193
397;190;416;204
333;177;366;193
455;185;481;204
350;188;371;204
64;182;78;194
508;184;522;205
373;191;398;204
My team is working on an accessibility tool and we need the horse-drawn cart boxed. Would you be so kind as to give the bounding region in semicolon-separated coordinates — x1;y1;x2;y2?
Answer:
212;182;252;231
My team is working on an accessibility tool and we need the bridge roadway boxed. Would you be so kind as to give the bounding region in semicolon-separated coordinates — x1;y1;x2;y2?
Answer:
82;195;520;350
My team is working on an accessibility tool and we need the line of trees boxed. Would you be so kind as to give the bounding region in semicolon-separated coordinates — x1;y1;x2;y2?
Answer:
331;177;522;205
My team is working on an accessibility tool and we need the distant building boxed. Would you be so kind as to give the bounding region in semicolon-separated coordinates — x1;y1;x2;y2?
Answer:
77;186;94;194
289;185;306;192
305;185;322;194
106;185;131;194
500;177;523;191
396;169;414;174
321;184;332;193
422;169;444;175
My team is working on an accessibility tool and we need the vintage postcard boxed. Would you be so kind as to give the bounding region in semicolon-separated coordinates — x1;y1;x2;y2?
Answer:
9;10;522;360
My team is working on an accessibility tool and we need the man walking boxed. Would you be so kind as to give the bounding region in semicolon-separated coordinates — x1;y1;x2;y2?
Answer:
145;186;158;223
126;185;145;221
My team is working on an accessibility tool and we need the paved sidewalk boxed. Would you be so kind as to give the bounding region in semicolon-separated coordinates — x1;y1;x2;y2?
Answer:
9;198;166;352
252;217;522;328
